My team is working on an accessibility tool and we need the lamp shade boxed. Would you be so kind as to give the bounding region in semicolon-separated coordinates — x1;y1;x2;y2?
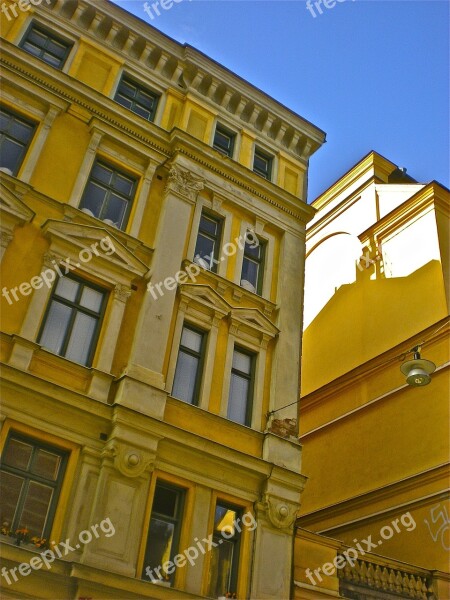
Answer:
401;353;436;387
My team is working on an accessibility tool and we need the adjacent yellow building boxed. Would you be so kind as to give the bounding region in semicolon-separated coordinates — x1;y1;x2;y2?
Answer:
0;0;325;598
294;152;450;599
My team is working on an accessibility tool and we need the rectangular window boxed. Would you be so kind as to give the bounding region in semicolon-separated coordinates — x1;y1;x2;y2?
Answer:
0;107;36;176
0;433;67;541
142;482;185;585
38;274;107;367
80;160;137;230
227;347;255;426
213;124;235;157
172;325;206;405
207;502;242;597
114;76;159;122
253;147;273;180
20;23;72;69
194;212;223;272
241;235;265;294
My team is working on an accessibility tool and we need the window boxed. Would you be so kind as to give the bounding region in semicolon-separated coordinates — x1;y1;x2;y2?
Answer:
80;160;137;230
114;76;159;122
172;325;206;405
207;502;242;597
0;434;67;540
241;235;265;294
38;274;107;367
0;107;36;175
20;23;72;69
227;347;255;426
253;147;273;180
142;482;185;585
213;124;235;157
194;212;223;272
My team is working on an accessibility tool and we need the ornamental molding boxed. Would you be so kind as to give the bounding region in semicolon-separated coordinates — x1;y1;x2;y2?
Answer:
101;441;155;478
165;164;204;202
261;494;299;530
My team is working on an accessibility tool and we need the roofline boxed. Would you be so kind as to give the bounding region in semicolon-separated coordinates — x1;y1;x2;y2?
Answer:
105;0;326;142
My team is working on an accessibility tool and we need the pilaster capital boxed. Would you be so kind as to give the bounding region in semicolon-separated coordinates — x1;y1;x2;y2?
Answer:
101;440;155;478
165;164;204;202
0;230;13;248
114;284;132;303
259;493;299;530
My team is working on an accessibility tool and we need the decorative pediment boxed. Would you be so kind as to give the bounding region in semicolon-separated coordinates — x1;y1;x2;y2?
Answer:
0;182;35;230
229;307;279;344
41;220;148;279
179;284;231;324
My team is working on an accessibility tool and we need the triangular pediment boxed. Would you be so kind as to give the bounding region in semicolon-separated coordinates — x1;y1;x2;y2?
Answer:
41;220;148;277
0;182;35;225
179;284;231;315
230;307;279;338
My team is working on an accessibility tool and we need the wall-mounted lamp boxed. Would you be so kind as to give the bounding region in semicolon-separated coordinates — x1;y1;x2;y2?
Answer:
401;347;436;387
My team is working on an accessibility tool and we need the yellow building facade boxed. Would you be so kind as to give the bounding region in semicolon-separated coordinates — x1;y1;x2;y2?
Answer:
0;0;326;598
294;152;450;599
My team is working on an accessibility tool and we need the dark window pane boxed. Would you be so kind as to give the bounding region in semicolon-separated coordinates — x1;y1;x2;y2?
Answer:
3;439;33;470
55;276;79;302
114;77;159;122
0;472;24;526
232;350;252;374
172;352;199;404
152;486;179;518
0;435;67;541
80;287;103;312
146;518;175;580
32;450;61;481
21;25;71;69
114;173;134;196
132;105;152;120
180;328;203;353
200;215;218;236
228;373;249;425
103;193;127;226
39;301;73;355
38;276;106;367
65;312;97;365
194;235;215;267
115;94;133;110
92;163;113;185
241;258;258;289
0;140;23;172
81;182;108;218
81;161;136;231
0;109;35;174
208;539;234;596
19;481;53;538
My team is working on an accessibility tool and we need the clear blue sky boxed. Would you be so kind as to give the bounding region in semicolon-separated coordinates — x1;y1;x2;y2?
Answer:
110;0;449;201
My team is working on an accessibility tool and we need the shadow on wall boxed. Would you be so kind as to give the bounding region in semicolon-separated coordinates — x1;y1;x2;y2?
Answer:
302;259;448;395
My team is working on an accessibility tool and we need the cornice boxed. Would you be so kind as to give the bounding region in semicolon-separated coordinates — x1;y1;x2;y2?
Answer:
34;0;325;161
298;464;450;530
311;151;397;210
1;49;316;227
359;181;450;244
